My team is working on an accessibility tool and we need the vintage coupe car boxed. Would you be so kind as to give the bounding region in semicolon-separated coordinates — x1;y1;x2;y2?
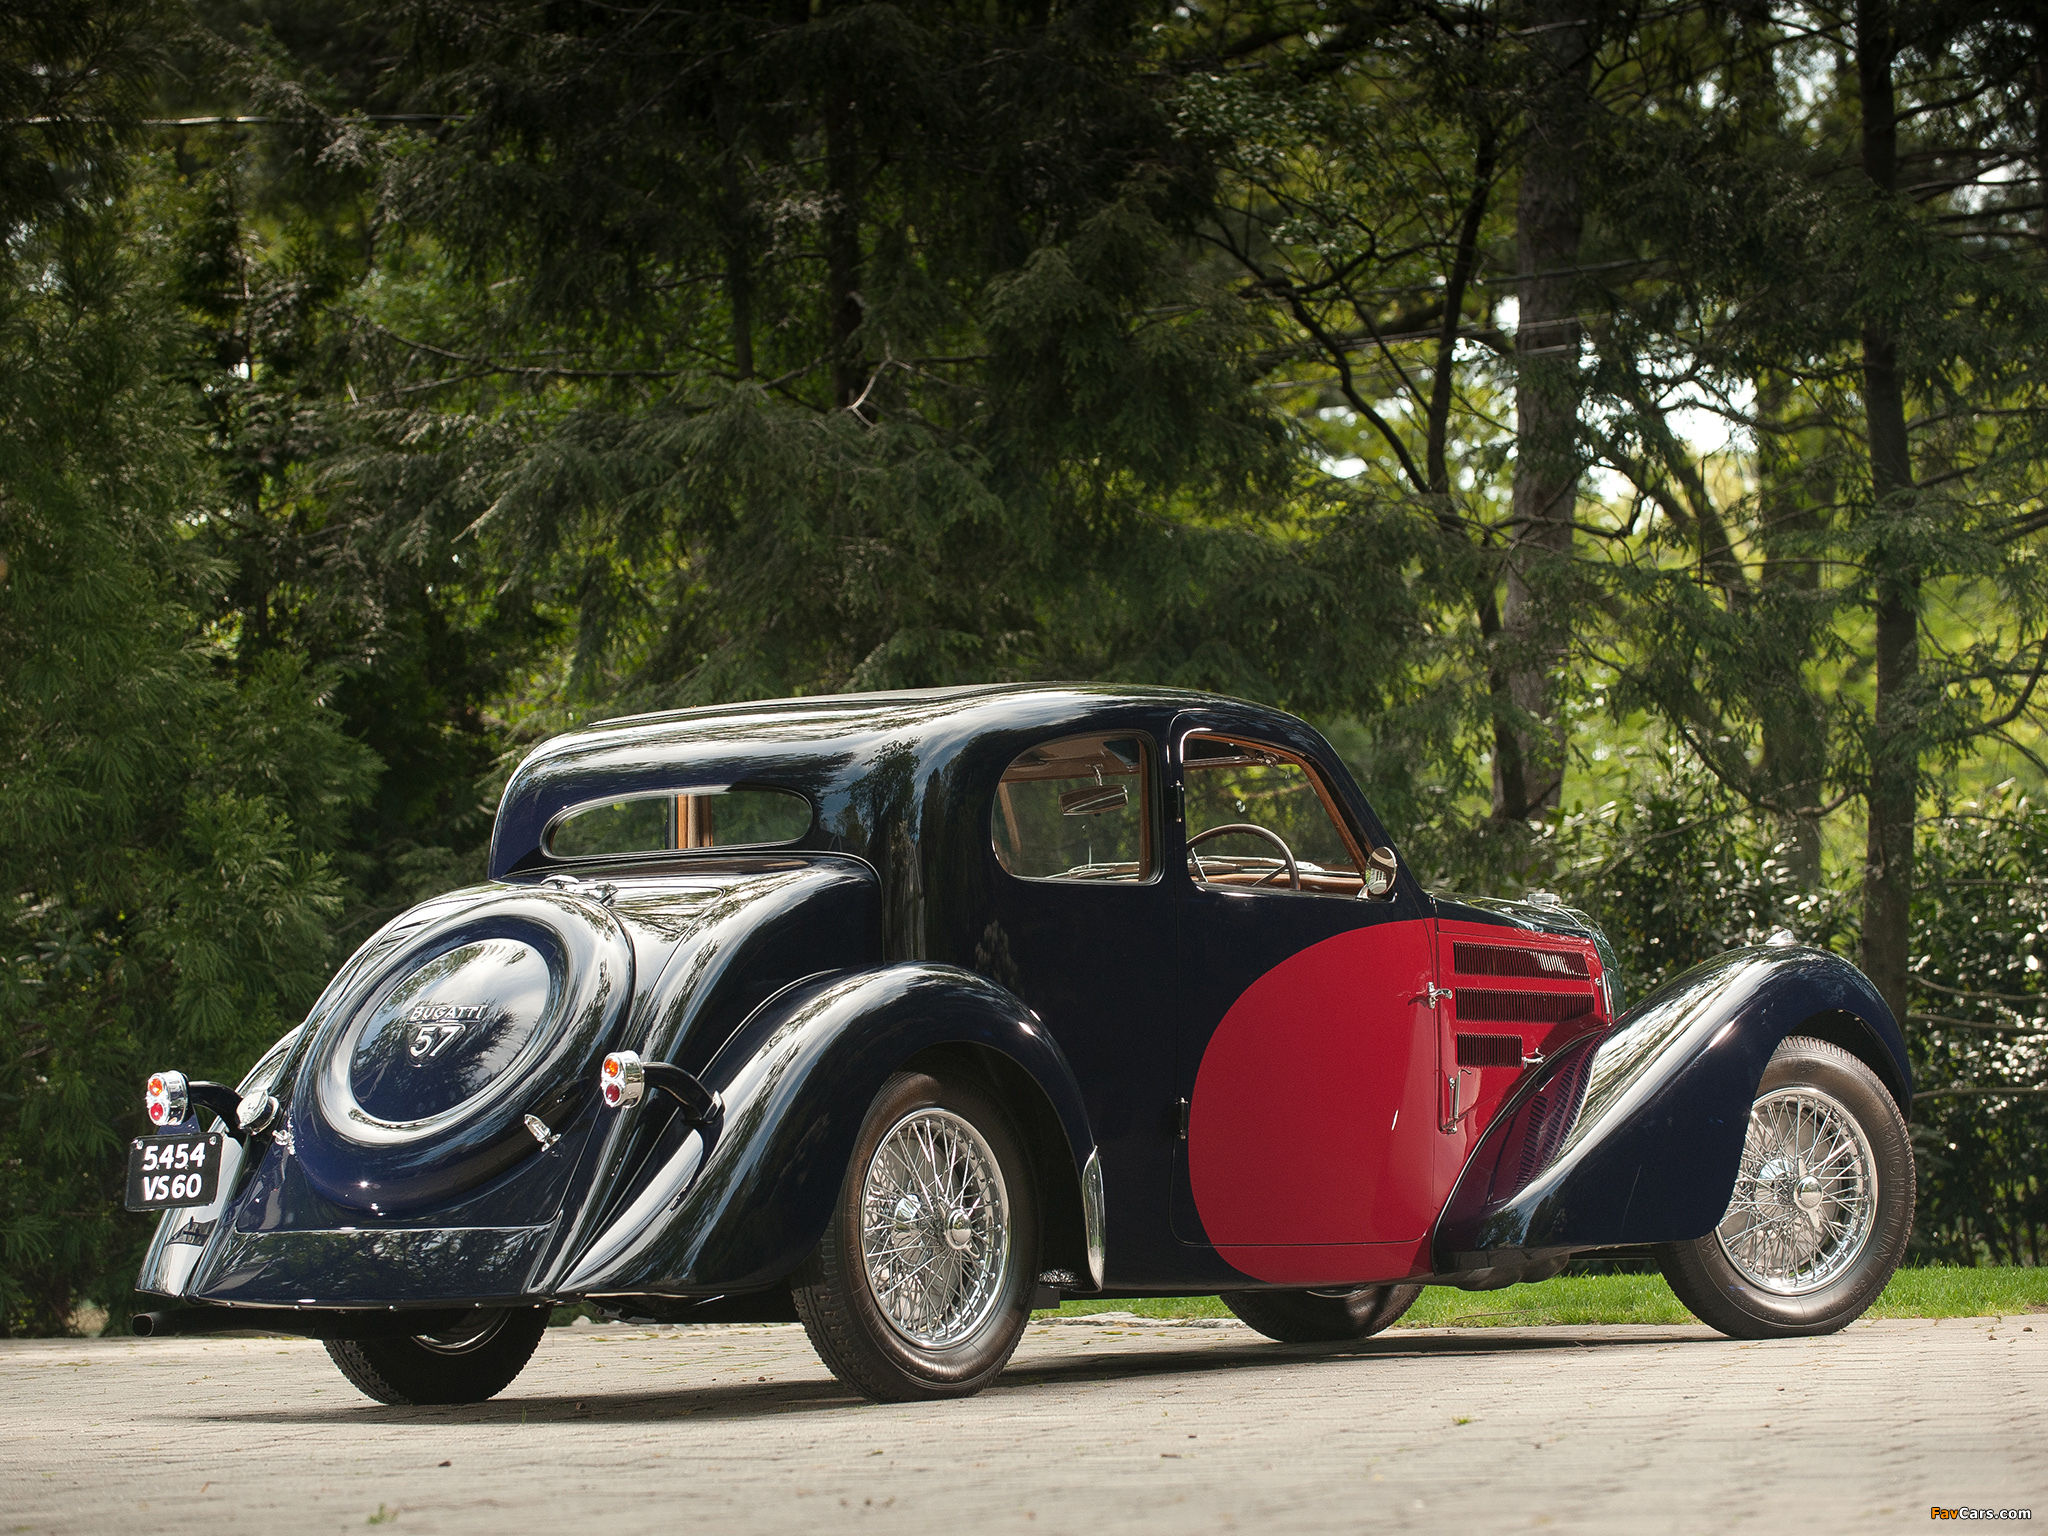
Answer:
129;685;1914;1403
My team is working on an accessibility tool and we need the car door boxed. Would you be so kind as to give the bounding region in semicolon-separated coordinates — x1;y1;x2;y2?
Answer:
1168;715;1443;1275
978;727;1183;1281
1433;910;1614;1176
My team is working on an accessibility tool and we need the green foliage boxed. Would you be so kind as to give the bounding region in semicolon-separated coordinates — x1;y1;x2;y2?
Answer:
5;0;2047;1333
0;177;375;1336
1908;788;2048;1265
1553;750;1856;994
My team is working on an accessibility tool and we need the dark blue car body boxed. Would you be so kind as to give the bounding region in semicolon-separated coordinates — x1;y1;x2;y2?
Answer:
135;685;1910;1324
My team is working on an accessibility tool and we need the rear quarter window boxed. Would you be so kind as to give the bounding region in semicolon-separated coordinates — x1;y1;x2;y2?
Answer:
992;733;1153;883
545;786;811;859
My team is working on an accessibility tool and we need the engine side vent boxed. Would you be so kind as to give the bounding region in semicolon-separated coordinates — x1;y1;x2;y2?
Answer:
1517;1043;1601;1186
1452;942;1589;980
1516;1096;1550;1184
1456;989;1596;1025
1456;1033;1523;1068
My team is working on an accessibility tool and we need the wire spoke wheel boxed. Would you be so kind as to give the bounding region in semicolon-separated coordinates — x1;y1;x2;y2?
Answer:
795;1071;1038;1401
1714;1084;1877;1295
859;1108;1012;1349
1658;1036;1912;1340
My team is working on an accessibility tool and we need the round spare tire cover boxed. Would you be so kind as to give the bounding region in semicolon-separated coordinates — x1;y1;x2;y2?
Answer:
289;886;634;1214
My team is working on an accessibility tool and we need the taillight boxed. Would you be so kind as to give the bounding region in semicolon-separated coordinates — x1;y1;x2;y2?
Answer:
600;1051;645;1108
145;1070;189;1127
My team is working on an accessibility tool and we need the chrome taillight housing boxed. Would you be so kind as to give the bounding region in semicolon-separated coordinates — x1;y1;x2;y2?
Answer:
600;1051;645;1108
145;1070;189;1128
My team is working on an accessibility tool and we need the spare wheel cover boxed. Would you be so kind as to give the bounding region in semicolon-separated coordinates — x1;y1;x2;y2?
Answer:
290;888;634;1214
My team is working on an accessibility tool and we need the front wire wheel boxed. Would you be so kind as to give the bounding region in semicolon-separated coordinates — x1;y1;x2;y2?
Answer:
794;1071;1038;1401
1224;1283;1423;1343
1717;1084;1877;1293
1656;1036;1913;1339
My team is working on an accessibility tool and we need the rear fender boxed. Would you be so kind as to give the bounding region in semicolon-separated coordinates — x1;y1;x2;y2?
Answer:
551;964;1094;1296
536;861;880;1286
1434;945;1909;1275
135;1026;303;1299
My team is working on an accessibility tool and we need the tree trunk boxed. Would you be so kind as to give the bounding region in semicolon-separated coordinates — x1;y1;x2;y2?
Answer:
822;84;865;410
715;92;756;382
1754;374;1829;887
2035;20;2047;255
1855;0;1919;1027
1496;0;1595;821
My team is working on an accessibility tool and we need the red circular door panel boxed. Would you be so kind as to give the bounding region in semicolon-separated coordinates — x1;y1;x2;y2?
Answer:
1187;920;1439;1252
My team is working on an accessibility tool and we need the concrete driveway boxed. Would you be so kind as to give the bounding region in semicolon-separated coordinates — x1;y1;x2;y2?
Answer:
2;1313;2041;1533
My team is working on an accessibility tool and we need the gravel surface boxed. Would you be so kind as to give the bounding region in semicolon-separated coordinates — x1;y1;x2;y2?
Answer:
2;1313;2041;1533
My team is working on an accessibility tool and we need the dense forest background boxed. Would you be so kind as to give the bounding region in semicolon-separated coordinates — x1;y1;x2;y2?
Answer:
3;0;2045;1333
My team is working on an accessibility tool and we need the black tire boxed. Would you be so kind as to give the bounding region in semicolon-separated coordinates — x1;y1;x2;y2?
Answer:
322;1307;550;1405
793;1070;1039;1402
1655;1035;1913;1339
1224;1283;1424;1343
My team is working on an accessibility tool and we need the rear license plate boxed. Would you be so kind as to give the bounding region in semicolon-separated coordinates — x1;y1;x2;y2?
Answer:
125;1133;223;1211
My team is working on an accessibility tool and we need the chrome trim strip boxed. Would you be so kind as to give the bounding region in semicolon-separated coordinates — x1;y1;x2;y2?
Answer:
1082;1147;1106;1290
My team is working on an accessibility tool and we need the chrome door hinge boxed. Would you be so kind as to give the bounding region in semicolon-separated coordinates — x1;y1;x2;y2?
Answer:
1442;1069;1481;1131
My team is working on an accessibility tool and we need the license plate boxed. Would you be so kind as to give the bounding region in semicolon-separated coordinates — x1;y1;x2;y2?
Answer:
125;1133;223;1211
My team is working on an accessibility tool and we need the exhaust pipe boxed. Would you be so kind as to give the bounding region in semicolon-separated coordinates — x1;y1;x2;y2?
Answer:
133;1305;475;1340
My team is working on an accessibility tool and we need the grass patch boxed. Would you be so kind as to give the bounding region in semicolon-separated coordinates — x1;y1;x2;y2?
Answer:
1043;1265;2048;1328
1399;1272;1691;1328
1867;1264;2048;1319
1044;1296;1235;1321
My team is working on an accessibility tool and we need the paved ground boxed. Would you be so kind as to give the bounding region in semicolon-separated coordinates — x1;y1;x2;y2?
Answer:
1;1313;2042;1534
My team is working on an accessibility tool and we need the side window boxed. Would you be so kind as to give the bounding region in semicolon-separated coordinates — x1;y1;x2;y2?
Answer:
1181;735;1364;895
992;734;1153;883
546;786;811;859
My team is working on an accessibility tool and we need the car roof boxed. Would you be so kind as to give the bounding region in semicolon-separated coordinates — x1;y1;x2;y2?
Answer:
487;682;1299;879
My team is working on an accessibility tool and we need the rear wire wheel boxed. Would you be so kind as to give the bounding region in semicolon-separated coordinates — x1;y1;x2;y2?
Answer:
1224;1284;1423;1343
1656;1035;1913;1339
793;1070;1038;1401
322;1306;550;1405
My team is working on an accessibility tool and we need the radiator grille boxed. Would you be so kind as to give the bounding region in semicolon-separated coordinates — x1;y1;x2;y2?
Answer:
1455;989;1596;1025
1452;942;1589;980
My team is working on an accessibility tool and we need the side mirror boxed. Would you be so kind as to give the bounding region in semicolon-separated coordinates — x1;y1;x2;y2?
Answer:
1059;784;1129;817
1362;846;1398;898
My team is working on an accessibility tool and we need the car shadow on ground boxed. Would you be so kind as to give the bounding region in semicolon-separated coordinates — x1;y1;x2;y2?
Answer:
174;1326;1721;1428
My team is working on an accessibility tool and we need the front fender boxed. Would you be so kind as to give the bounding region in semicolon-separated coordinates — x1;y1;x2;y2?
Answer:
1434;944;1908;1270
554;963;1093;1296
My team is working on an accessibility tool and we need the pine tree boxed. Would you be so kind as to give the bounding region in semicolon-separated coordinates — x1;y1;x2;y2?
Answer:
0;6;377;1333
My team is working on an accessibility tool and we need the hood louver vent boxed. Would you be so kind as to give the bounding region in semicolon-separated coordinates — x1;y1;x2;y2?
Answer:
1455;989;1596;1025
1456;1033;1523;1068
1452;942;1589;980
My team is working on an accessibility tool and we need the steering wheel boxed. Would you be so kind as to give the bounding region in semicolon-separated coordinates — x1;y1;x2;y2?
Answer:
1187;822;1300;891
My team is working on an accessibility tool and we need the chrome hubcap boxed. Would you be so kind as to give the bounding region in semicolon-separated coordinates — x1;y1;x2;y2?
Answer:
860;1108;1011;1349
415;1309;509;1355
1716;1086;1877;1295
